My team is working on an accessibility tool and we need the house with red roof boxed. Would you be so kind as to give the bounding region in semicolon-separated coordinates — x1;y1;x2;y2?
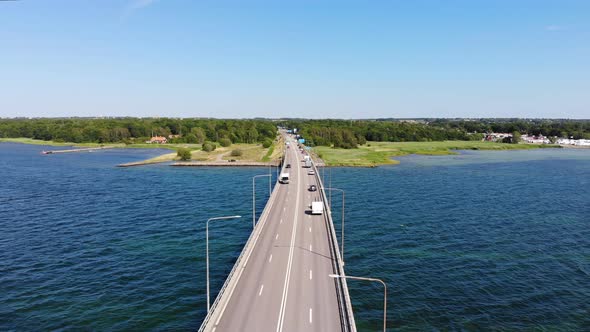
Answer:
146;136;167;144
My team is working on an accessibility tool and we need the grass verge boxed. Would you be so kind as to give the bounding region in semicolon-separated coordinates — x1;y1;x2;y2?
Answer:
314;141;561;166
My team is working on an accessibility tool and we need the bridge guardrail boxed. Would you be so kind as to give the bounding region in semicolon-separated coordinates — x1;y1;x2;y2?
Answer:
311;158;357;332
198;152;284;331
199;140;356;331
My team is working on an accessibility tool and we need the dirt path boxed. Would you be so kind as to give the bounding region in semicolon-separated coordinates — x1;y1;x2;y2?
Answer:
215;150;231;161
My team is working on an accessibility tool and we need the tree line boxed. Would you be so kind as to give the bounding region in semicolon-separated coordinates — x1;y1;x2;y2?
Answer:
0;118;278;145
278;118;590;148
2;117;588;148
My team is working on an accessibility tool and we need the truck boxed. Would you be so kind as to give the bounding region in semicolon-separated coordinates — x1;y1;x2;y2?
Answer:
311;201;324;215
279;172;290;184
305;159;312;168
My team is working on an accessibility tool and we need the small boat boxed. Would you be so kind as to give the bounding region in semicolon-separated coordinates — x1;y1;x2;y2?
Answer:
41;150;53;155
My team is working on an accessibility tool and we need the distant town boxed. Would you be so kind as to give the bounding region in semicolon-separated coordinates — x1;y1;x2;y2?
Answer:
483;133;590;146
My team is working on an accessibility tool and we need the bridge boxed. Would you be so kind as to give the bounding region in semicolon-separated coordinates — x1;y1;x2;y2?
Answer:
199;134;356;331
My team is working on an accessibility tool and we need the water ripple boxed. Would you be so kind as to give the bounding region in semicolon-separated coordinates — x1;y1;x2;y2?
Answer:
1;144;589;330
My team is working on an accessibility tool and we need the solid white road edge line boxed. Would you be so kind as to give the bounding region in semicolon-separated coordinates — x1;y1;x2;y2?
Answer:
212;144;284;326
276;147;301;332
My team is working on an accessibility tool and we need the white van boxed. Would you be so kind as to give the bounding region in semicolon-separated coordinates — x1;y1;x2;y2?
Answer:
279;173;290;184
311;201;324;215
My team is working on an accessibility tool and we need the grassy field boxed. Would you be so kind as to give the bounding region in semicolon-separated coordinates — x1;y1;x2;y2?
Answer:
261;135;285;162
219;143;277;162
1;137;283;165
5;137;558;167
128;152;179;165
118;143;278;166
0;137;108;147
0;137;204;150
314;141;560;166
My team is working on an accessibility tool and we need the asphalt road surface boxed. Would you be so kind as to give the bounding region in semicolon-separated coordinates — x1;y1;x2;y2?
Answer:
210;138;343;332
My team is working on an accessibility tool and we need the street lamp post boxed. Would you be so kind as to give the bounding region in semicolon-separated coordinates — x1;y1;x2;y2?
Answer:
252;174;271;228
323;187;345;265
277;155;285;179
329;274;387;332
206;215;241;313
329;167;332;206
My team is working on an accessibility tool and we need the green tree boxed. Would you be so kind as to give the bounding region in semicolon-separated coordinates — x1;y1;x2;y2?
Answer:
262;138;273;148
219;137;232;147
202;142;216;152
247;127;259;143
191;127;207;144
185;133;198;144
230;149;243;156
512;131;521;144
177;148;191;161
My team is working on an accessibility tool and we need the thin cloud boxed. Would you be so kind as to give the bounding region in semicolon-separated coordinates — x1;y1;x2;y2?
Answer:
545;25;567;31
120;0;159;21
130;0;158;10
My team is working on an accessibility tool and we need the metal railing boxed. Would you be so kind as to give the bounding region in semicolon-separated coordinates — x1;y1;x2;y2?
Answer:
311;159;357;332
199;143;356;331
198;156;284;331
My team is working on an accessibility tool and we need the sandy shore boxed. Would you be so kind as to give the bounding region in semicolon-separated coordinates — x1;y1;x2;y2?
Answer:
171;161;280;167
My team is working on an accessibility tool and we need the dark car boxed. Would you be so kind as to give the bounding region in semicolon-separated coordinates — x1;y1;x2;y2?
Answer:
308;185;317;192
286;164;291;168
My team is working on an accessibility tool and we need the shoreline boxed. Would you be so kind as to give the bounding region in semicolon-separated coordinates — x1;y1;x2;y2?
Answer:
0;138;284;168
312;141;566;167
5;138;587;168
171;161;280;167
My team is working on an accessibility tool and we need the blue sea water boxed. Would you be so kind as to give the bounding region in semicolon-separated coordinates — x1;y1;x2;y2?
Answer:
323;149;590;331
1;144;589;331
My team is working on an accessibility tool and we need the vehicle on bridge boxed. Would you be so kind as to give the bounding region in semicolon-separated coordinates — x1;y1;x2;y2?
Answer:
308;184;317;192
279;172;290;184
286;163;291;168
308;170;315;175
311;201;324;215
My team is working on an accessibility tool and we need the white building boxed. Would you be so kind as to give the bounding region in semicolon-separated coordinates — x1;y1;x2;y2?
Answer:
556;138;590;146
521;134;550;144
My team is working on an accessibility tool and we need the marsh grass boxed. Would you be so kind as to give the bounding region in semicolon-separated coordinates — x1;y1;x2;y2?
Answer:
314;141;559;166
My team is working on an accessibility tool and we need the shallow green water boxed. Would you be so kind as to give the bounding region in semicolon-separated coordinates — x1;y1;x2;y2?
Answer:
1;144;589;330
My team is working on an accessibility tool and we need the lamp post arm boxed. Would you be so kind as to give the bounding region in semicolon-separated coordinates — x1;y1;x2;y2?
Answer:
323;187;345;265
329;274;387;332
205;215;241;313
252;174;272;229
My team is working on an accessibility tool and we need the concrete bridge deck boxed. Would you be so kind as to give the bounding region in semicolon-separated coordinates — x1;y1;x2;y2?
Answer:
199;135;355;332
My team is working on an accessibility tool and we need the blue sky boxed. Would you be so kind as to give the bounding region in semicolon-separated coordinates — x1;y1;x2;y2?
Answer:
1;0;588;119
